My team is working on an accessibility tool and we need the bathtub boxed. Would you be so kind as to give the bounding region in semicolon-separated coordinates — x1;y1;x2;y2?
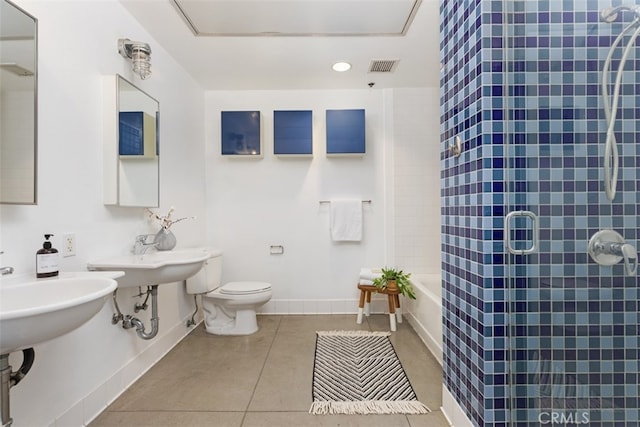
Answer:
405;273;443;366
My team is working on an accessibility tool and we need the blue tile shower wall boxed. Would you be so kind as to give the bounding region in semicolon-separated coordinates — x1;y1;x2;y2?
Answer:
440;0;640;426
440;0;488;425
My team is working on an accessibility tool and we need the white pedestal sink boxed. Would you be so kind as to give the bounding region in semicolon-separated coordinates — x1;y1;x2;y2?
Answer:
86;248;211;288
0;272;120;355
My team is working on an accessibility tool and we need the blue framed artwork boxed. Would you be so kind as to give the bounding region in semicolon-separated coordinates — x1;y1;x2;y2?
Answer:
221;111;262;156
119;111;157;158
273;110;313;156
325;109;365;156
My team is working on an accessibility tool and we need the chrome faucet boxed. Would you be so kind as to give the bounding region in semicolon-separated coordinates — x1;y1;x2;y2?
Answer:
133;234;158;255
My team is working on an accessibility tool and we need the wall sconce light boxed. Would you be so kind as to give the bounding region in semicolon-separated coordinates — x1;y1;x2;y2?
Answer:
118;38;152;80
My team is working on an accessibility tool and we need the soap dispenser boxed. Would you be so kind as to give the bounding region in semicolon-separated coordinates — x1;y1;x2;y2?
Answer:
36;234;59;278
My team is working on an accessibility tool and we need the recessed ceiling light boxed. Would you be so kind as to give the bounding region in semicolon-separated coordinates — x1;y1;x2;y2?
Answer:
332;61;352;72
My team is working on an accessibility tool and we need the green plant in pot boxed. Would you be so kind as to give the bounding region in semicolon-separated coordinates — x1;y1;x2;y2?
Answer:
372;267;416;299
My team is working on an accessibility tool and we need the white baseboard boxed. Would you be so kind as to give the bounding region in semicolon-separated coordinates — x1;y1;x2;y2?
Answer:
441;385;474;427
258;297;396;315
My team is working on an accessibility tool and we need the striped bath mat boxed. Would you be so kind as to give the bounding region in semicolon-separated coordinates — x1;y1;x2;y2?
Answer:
310;330;430;415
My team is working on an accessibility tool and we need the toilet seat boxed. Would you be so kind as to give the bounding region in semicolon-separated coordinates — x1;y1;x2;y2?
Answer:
220;281;272;295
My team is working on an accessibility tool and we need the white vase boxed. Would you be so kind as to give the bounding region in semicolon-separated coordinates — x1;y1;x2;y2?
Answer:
154;229;176;251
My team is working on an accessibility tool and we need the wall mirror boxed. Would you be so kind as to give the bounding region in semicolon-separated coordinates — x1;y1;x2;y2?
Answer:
103;74;159;207
0;0;37;204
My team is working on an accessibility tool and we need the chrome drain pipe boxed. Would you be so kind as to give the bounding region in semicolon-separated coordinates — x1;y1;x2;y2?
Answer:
129;285;159;340
1;349;35;427
112;285;160;340
1;355;12;427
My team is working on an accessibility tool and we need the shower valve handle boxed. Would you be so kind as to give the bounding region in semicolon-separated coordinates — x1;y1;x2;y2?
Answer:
621;243;638;276
588;230;637;276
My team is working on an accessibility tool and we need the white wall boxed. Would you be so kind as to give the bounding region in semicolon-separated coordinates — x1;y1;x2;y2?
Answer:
391;87;441;274
205;89;390;314
0;1;206;426
204;88;442;313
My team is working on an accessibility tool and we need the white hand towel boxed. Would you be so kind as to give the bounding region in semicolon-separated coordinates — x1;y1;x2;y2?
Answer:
330;199;362;242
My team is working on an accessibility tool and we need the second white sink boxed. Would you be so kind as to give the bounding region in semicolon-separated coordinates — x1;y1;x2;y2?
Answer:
87;248;210;288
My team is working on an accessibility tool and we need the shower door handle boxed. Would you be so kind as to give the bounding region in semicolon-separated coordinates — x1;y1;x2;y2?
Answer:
504;211;539;255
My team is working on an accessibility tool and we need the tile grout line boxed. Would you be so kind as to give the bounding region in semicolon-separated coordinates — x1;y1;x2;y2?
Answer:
239;315;283;426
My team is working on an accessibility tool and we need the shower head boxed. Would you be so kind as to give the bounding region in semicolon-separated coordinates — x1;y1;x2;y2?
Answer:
600;4;640;23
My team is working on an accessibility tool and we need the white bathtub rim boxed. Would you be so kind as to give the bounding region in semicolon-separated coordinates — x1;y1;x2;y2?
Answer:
410;273;442;298
406;273;443;366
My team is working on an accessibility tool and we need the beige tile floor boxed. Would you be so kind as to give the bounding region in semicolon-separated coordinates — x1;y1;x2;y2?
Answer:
90;314;450;427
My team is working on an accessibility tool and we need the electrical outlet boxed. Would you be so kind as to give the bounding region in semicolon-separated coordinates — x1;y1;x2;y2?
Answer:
63;233;76;257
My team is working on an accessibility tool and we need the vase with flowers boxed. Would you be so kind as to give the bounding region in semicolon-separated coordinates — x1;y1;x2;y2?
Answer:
145;207;195;251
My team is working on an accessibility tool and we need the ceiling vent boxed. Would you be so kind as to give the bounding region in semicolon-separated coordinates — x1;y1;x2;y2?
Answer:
368;59;399;73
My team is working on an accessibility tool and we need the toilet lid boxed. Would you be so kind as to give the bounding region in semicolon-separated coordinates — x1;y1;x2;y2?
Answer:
220;281;272;295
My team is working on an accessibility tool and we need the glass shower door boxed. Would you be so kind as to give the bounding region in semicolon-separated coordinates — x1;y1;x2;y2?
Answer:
505;1;638;425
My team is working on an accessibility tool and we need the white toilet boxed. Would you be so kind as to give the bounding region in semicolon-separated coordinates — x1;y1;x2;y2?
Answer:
186;249;272;335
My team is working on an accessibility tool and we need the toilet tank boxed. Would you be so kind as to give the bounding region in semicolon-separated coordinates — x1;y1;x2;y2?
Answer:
186;249;223;294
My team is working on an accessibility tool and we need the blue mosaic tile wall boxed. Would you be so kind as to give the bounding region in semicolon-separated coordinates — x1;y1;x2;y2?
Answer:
440;0;640;425
440;0;488;424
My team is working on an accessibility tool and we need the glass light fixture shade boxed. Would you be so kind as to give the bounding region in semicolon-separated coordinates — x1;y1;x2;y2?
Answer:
131;49;152;80
118;38;152;80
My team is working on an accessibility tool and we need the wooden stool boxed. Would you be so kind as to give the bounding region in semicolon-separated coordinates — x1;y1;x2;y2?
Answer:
356;284;402;331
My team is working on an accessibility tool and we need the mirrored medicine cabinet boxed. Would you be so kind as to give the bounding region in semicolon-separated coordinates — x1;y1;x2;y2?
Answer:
103;74;159;207
0;0;37;205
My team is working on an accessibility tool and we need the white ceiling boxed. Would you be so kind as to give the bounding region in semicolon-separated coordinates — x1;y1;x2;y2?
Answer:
173;0;421;36
119;0;441;91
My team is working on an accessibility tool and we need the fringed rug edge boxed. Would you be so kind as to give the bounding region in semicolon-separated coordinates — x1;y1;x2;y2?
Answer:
309;400;431;415
316;330;392;337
